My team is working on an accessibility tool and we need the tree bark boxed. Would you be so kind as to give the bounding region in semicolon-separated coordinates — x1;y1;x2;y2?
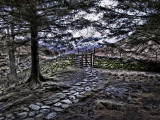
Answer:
27;19;46;85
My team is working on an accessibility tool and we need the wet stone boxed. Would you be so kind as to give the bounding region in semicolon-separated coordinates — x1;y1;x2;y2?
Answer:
56;93;66;99
41;105;50;109
73;99;79;103
74;92;79;96
70;90;76;94
29;111;36;117
5;114;15;120
44;101;53;105
23;107;30;112
0;117;4;120
52;98;60;103
45;112;57;120
75;83;81;86
36;102;43;107
17;112;28;118
23;118;34;120
54;102;62;107
61;104;70;109
36;113;44;118
40;109;51;115
61;99;72;104
85;86;92;92
69;95;76;100
29;104;40;111
52;107;64;112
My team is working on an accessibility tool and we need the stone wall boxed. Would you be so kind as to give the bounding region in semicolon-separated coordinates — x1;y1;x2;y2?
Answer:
94;56;160;72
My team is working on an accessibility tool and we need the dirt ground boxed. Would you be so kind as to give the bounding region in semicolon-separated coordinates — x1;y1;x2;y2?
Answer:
0;67;160;120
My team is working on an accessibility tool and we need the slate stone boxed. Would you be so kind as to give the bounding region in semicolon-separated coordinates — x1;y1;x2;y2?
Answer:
17;112;28;118
23;118;34;120
56;93;66;99
29;111;36;117
41;105;50;109
23;107;30;112
85;86;92;92
52;98;60;103
5;114;15;120
36;113;44;118
61;99;72;104
52;107;64;112
69;95;76;100
29;104;40;111
0;117;4;120
40;109;50;115
61;104;70;109
54;102;62;107
45;112;57;120
36;102;43;107
44;101;53;105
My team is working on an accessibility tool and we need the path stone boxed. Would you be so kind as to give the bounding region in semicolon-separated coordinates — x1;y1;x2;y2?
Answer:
17;112;28;118
29;111;36;117
41;105;50;109
54;102;62;107
40;109;50;115
5;114;15;120
61;104;70;109
45;112;57;120
29;104;40;111
0;117;4;120
56;93;66;99
52;107;63;112
23;118;34;120
44;101;53;105
61;99;72;104
23;107;30;112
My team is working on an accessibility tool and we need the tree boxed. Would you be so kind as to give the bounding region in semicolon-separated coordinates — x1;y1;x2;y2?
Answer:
0;0;95;86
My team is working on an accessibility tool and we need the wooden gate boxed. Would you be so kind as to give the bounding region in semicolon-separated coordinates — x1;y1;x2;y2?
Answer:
74;53;94;67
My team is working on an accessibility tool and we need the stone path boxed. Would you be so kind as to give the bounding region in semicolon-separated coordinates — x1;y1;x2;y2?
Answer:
0;67;103;120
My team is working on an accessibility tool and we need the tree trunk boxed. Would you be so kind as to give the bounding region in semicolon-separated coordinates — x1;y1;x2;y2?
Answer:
7;23;17;83
27;20;46;85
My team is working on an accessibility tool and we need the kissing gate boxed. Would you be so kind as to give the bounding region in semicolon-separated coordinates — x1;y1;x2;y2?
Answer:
73;51;95;68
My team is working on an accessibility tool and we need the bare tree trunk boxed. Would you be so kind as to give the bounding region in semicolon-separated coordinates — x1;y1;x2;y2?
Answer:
7;23;17;83
27;20;46;85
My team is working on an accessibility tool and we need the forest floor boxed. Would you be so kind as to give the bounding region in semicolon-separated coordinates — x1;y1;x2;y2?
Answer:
0;66;160;120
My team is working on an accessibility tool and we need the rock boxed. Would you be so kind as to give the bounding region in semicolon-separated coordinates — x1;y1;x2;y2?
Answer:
40;109;50;115
73;99;79;103
17;112;28;118
61;104;70;109
85;86;92;92
54;102;62;107
61;99;72;104
0;90;2;94
5;114;15;120
36;102;43;107
52;107;63;112
45;112;57;120
56;93;66;99
75;83;81;86
98;100;124;110
23;107;30;112
41;105;50;109
52;98;60;103
29;111;36;117
69;95;76;100
0;117;4;120
76;94;86;100
62;90;69;93
74;92;79;96
23;118;34;120
29;104;40;111
36;113;44;118
70;90;76;94
44;101;53;105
